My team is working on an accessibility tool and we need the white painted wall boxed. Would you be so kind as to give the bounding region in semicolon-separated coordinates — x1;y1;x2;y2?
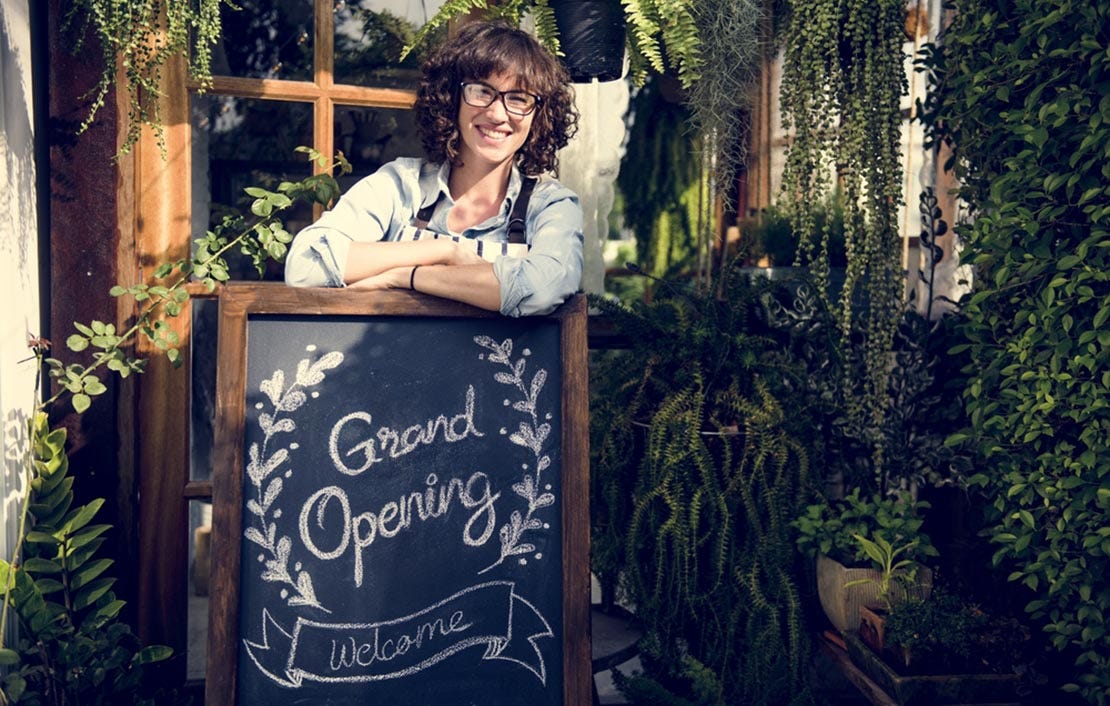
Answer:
0;0;39;585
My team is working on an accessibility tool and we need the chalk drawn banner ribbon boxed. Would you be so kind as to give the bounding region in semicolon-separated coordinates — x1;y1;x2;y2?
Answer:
244;581;553;688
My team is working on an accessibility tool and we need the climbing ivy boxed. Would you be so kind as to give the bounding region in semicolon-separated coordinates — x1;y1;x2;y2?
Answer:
925;1;1110;702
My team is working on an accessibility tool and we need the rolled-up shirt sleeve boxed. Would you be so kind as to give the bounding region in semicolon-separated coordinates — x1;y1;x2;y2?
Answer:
284;161;412;288
493;182;584;317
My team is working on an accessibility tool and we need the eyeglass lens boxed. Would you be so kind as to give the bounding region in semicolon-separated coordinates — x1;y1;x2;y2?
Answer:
463;83;536;115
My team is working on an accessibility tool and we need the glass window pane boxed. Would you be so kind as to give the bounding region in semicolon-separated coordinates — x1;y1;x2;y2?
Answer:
334;105;424;187
190;298;218;483
334;0;448;88
187;499;213;680
213;0;314;80
190;95;314;281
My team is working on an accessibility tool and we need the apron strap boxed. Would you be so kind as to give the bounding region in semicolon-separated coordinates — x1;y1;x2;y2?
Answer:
412;193;443;229
507;177;537;244
412;176;537;243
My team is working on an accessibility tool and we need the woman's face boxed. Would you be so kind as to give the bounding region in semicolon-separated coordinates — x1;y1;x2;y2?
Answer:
456;72;536;171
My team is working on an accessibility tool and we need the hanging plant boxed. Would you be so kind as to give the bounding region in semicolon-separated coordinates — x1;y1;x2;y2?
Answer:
777;0;907;484
402;0;704;90
65;0;231;157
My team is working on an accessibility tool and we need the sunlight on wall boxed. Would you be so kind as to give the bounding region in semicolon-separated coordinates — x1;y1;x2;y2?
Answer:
0;0;38;617
558;78;630;296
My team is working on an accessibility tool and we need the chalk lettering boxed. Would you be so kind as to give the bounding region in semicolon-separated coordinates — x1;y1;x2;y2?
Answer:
328;610;473;671
329;386;484;476
300;473;501;586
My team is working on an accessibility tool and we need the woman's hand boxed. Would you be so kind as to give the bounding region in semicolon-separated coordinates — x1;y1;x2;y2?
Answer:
443;240;486;267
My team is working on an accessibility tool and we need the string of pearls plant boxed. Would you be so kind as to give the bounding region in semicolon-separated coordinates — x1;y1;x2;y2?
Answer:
65;0;231;157
778;0;908;485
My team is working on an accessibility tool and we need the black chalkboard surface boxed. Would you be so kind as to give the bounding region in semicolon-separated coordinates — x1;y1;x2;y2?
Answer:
207;284;590;706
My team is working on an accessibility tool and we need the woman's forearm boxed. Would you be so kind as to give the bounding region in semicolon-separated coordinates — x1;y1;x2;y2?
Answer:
349;262;502;312
342;239;479;283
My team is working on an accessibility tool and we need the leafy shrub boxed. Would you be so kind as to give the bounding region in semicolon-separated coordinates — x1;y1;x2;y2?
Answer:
923;0;1110;700
792;488;938;567
885;589;1032;676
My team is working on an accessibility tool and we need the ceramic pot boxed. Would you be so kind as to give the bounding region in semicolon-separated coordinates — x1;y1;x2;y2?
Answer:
816;554;933;634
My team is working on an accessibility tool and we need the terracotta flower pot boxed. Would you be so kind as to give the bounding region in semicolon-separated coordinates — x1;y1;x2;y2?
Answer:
859;604;887;652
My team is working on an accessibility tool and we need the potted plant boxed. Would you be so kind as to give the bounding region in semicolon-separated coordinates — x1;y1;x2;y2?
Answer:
403;0;704;88
848;532;930;653
792;489;937;635
843;589;1028;705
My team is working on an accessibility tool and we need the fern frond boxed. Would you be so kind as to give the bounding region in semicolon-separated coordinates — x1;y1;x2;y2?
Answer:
529;0;561;56
402;0;490;60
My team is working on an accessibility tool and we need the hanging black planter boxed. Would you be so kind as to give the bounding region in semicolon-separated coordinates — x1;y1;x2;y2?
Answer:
551;0;626;83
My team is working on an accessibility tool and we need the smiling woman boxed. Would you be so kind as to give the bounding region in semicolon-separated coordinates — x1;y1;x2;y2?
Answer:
285;21;584;318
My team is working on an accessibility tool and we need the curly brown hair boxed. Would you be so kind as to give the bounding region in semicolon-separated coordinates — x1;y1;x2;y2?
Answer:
415;21;578;176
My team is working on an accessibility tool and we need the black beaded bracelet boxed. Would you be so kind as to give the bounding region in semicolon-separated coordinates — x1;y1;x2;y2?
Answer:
410;265;420;291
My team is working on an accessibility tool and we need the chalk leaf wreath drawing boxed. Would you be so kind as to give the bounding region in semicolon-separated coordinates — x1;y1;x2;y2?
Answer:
245;347;345;613
475;335;555;575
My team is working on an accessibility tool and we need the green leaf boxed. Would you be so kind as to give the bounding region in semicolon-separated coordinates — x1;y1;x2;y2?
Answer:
83;377;108;396
34;578;65;595
134;645;173;665
22;558;62;574
0;649;20;666
71;558;113;590
72;393;91;414
73;577;116;610
25;531;60;545
69;523;112;551
67;334;89;352
63;498;104;535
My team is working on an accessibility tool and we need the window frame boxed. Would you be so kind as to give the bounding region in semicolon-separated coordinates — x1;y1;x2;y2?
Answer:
133;1;422;685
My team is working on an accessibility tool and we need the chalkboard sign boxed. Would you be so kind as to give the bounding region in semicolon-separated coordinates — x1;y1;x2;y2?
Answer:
207;284;590;706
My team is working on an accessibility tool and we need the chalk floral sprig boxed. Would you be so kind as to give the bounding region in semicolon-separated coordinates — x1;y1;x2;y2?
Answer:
474;336;554;574
244;348;344;612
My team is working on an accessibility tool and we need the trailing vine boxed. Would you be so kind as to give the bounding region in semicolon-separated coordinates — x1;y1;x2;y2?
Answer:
589;270;814;703
616;79;702;281
64;0;232;157
778;0;908;485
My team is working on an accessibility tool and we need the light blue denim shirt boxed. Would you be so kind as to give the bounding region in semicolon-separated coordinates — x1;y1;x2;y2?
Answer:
284;157;584;317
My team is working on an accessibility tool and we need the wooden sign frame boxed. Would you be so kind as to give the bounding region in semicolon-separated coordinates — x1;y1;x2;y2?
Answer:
206;283;590;705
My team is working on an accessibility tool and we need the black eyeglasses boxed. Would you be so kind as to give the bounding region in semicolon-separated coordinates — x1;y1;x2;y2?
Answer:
460;82;542;117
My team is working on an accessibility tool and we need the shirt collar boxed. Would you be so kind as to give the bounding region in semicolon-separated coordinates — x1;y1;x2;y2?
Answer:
421;161;525;217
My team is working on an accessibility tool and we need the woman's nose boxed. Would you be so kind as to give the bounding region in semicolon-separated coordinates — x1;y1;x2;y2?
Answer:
485;96;510;121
